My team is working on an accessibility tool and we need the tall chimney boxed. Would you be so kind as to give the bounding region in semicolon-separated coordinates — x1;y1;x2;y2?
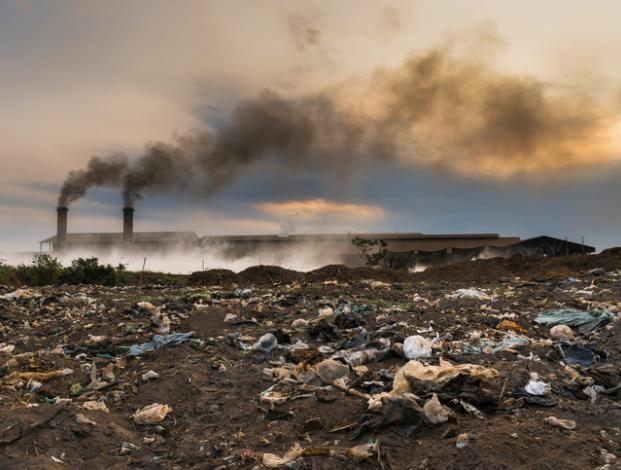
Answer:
56;206;68;250
123;206;134;242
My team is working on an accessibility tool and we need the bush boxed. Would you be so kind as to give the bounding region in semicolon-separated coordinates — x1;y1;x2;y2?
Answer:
4;256;186;286
15;254;64;286
61;257;118;285
125;270;186;286
0;259;17;285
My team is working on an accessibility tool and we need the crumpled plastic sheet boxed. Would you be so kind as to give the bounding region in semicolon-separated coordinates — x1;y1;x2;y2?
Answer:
128;332;194;356
446;288;490;300
534;309;614;334
331;338;391;366
461;333;529;355
554;343;600;367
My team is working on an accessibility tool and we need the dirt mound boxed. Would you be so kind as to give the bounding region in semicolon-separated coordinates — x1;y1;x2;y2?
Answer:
236;265;304;285
188;269;237;286
350;266;414;282
304;264;414;283
189;264;413;287
304;264;353;283
601;246;621;256
415;252;621;283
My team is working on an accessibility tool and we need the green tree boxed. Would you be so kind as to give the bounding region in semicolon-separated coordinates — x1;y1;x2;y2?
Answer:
352;237;388;267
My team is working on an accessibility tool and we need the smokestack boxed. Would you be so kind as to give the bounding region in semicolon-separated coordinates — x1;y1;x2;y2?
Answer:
56;206;68;249
123;206;134;242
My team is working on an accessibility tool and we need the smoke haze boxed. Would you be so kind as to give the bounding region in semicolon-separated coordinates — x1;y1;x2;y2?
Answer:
58;42;621;206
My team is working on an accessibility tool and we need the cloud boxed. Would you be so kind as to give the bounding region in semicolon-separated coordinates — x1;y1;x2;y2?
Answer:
255;198;385;220
287;14;322;51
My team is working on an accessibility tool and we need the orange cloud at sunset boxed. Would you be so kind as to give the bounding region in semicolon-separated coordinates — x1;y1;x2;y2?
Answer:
255;199;385;220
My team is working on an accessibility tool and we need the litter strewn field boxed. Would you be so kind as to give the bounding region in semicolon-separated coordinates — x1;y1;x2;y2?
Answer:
1;254;620;469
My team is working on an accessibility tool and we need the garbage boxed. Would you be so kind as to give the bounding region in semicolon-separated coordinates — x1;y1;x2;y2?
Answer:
314;359;350;384
455;332;529;355
456;433;470;449
0;344;15;354
524;373;551;396
392;359;499;396
141;370;160;381
553;343;600;367
331;338;391;366
252;333;278;352
262;442;376;467
378;397;426;437
1;368;73;390
545;416;576;430
534;309;614;334
318;306;334;318
307;319;339;342
599;448;617;465
491;333;530;353
82;401;109;413
128;332;195;356
550;325;575;341
423;393;451;424
447;288;489;300
223;313;238;323
496;319;527;334
133;403;172;424
0;289;41;301
75;413;97;426
0;257;619;467
354;395;427;438
403;335;433;360
291;318;309;328
459;399;485;419
120;442;138;455
262;443;304;467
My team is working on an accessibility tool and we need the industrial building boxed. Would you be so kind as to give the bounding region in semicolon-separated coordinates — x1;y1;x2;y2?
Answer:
40;206;595;268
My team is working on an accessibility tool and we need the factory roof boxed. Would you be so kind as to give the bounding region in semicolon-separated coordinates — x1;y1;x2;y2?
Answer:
202;232;514;242
40;232;198;244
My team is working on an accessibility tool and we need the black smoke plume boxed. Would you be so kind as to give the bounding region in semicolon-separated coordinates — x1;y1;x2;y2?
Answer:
58;155;128;206
120;91;374;205
58;44;618;206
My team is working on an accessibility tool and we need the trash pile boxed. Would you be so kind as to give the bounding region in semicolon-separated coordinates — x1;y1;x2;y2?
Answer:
0;262;620;468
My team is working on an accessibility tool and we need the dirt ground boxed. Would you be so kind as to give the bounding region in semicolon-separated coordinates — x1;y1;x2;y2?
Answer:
1;253;620;469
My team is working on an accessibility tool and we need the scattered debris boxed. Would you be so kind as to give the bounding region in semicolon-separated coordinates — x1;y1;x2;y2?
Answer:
403;335;433;360
545;416;576;430
132;404;172;424
0;256;619;468
128;332;195;356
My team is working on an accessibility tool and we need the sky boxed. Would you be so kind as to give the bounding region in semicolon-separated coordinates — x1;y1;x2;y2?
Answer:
1;0;621;252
